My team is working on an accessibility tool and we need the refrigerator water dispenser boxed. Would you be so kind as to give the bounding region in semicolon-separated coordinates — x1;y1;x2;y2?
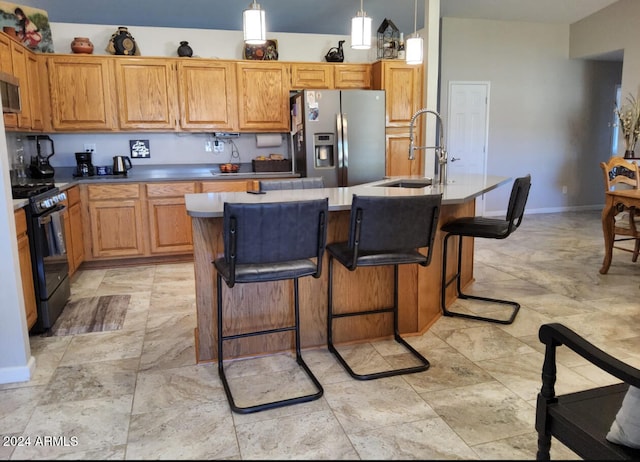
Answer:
314;133;334;168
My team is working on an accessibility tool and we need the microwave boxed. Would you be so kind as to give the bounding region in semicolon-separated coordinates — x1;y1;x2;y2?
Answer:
0;71;21;113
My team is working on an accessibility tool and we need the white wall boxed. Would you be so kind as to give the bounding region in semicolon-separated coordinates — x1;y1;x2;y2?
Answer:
440;17;621;214
0;112;34;384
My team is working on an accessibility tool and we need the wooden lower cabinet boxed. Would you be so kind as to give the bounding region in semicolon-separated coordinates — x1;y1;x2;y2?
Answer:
86;184;145;258
200;180;251;193
62;186;84;275
15;208;37;329
146;182;196;254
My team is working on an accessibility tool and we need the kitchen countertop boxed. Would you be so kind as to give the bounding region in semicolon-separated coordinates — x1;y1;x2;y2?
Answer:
185;174;511;218
12;163;298;210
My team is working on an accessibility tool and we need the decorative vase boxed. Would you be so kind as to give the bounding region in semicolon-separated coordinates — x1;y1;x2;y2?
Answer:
107;27;139;56
70;37;94;54
177;41;193;57
624;150;635;159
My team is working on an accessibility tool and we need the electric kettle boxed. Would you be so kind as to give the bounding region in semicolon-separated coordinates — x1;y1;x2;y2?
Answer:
112;155;132;175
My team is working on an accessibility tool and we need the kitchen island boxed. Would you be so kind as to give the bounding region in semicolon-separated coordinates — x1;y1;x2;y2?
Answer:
186;174;510;363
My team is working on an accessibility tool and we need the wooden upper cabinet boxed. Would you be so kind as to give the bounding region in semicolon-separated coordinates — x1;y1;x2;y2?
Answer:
334;64;371;89
47;55;118;131
10;42;31;129
372;60;423;127
26;53;43;130
177;59;238;131
114;58;178;130
236;62;290;132
290;63;334;89
0;33;17;129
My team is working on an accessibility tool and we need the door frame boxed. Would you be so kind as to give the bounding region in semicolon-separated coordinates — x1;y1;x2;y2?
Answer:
447;81;490;214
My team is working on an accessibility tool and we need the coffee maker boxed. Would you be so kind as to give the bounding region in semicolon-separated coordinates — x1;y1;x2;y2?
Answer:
27;135;55;179
74;151;95;177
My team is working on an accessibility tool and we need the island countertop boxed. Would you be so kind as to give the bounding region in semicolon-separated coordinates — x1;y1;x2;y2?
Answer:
185;174;510;217
188;173;512;363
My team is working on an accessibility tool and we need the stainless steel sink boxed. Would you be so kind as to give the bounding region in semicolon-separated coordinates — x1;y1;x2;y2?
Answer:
375;178;433;188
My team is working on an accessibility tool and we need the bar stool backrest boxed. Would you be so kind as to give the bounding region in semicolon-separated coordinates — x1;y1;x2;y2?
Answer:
259;177;325;191
505;174;532;235
223;199;328;284
348;194;442;266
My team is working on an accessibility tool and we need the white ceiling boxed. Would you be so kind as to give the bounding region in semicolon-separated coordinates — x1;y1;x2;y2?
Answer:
16;0;620;36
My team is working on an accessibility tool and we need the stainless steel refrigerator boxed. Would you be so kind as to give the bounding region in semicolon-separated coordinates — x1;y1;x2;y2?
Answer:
290;90;386;187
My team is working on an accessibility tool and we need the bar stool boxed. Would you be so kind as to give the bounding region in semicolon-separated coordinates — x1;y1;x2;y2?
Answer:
440;174;532;325
326;194;442;380
213;198;328;413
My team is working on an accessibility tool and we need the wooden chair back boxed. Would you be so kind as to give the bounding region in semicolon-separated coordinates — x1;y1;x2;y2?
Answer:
601;157;640;191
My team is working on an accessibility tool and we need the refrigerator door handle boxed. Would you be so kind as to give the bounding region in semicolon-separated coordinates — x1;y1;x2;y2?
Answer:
336;112;347;186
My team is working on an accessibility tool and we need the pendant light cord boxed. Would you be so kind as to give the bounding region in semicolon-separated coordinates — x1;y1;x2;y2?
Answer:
413;0;417;35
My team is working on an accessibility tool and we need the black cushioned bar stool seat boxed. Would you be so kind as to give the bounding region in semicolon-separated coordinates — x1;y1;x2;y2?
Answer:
440;174;532;325
327;194;442;380
213;198;328;413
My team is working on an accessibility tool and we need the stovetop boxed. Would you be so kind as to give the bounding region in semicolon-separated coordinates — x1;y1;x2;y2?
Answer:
11;182;56;199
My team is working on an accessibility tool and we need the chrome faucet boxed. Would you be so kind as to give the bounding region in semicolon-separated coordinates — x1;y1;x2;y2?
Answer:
408;108;448;185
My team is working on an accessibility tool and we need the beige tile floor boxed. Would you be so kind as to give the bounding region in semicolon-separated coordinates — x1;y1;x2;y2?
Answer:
2;210;639;460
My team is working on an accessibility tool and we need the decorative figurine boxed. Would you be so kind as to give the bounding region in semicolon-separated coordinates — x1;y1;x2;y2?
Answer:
324;40;345;63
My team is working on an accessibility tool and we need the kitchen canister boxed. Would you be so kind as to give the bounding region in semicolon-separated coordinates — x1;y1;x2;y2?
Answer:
70;37;94;54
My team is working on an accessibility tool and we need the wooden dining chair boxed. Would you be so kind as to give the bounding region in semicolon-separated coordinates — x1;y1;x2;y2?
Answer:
600;156;640;263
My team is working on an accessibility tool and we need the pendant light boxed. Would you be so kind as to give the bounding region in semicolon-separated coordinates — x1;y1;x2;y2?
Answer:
351;0;372;49
243;0;266;45
405;0;423;64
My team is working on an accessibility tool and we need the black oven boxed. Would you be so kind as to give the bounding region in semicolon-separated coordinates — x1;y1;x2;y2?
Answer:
14;184;70;333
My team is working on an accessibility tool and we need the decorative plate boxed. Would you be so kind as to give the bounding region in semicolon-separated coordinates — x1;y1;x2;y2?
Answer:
243;39;278;61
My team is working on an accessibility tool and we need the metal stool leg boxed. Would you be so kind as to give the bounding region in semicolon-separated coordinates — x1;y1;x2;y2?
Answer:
441;232;520;325
328;257;430;380
217;276;323;414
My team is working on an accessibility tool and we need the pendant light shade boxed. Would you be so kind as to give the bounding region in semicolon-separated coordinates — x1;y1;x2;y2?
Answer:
405;0;423;64
243;1;266;45
351;0;372;49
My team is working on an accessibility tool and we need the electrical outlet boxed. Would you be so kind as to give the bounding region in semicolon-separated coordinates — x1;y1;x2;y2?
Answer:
214;140;225;153
83;143;96;155
205;140;213;152
562;185;568;194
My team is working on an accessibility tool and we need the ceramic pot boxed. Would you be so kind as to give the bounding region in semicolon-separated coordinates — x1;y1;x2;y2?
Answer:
107;27;138;56
70;37;94;54
177;41;193;57
624;150;635;159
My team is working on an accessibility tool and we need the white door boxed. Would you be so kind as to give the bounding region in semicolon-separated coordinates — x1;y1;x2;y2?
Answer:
447;82;490;213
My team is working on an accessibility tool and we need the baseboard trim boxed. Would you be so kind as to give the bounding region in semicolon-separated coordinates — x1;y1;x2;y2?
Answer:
0;355;36;385
484;204;603;217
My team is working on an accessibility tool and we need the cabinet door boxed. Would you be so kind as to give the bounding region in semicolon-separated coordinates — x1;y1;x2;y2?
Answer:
64;186;84;274
115;58;178;130
200;180;250;192
47;56;117;130
146;182;195;254
177;60;237;131
0;33;17;129
26;52;43;130
236;62;290;131
334;64;371;89
15;209;37;329
88;184;144;258
385;128;423;177
10;42;31;129
290;63;334;89
373;60;423;127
